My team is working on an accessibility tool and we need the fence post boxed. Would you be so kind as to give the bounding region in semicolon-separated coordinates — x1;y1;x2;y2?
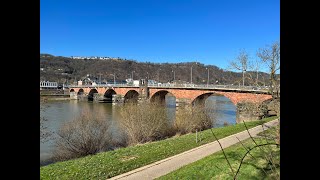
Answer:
196;129;198;143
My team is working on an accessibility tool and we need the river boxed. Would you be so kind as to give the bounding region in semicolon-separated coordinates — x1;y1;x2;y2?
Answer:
40;95;236;166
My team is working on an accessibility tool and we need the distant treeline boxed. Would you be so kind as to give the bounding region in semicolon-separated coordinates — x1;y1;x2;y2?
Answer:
40;54;270;86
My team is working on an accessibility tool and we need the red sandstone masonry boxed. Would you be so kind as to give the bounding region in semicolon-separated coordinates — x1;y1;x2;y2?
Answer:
70;87;271;105
149;89;271;105
71;87;140;96
113;87;140;96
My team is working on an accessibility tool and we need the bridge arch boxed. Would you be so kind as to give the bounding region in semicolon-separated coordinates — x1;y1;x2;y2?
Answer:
104;89;117;102
88;89;98;101
124;90;139;103
150;90;176;105
77;88;84;95
191;92;234;106
192;92;215;106
70;89;75;92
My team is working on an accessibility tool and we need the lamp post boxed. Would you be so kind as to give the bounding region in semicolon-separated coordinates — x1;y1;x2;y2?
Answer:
158;69;161;83
206;68;209;87
131;71;135;80
191;66;193;84
191;62;197;84
172;70;175;82
111;73;115;85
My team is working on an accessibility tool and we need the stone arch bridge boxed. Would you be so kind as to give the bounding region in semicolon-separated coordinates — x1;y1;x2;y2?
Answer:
68;84;272;122
68;85;271;106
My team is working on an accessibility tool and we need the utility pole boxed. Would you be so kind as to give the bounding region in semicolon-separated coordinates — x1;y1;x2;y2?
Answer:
243;70;246;87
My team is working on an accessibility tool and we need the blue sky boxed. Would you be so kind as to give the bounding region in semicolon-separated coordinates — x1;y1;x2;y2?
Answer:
40;0;279;71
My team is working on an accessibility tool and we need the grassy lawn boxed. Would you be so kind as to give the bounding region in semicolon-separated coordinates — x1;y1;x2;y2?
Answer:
40;116;278;180
157;124;280;180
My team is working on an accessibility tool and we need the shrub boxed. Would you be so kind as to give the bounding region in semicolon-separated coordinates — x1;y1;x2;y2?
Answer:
175;106;213;134
40;99;52;143
118;101;174;145
53;110;113;161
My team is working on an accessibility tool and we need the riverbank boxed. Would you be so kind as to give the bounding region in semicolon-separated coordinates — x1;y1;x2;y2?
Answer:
40;116;277;179
157;123;280;179
40;88;70;101
40;94;70;101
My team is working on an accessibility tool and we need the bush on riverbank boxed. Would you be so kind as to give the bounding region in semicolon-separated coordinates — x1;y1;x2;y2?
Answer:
40;99;53;143
175;106;214;134
52;110;113;161
118;101;175;145
50;101;214;163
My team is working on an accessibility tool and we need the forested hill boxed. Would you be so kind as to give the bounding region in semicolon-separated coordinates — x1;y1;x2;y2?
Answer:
40;54;270;86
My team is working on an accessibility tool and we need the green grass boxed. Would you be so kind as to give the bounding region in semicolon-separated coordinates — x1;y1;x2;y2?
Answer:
157;124;280;180
40;116;278;180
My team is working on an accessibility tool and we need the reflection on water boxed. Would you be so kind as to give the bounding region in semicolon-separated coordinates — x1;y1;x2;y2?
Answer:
40;95;236;165
165;94;176;125
205;96;237;127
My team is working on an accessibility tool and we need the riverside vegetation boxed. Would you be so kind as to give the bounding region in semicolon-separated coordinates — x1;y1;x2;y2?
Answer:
40;101;277;180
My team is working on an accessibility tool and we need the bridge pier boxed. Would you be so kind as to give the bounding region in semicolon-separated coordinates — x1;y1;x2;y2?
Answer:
93;93;104;102
175;98;191;110
69;92;77;100
112;94;124;104
236;102;265;123
78;94;88;101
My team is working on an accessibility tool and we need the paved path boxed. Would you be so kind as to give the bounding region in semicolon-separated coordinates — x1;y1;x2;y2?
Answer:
109;119;279;180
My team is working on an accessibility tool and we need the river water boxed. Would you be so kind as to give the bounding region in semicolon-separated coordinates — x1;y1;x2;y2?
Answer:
40;95;236;166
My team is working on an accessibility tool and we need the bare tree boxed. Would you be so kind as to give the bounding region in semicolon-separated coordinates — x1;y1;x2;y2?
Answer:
257;41;280;97
228;49;250;86
251;58;262;86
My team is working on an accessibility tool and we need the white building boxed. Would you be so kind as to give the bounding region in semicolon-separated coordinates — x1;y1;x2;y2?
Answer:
133;80;140;86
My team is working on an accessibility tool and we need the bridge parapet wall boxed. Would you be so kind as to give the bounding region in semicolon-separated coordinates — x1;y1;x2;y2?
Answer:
113;87;141;96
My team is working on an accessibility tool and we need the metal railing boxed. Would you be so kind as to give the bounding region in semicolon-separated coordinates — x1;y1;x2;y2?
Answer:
40;81;58;88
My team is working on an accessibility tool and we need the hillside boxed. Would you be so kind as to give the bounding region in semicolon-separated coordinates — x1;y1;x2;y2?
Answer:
40;54;270;86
